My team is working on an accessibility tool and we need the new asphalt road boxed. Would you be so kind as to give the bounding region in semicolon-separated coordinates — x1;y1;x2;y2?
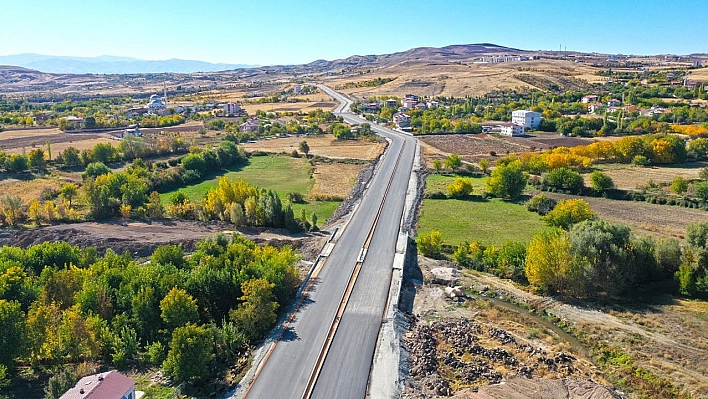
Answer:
245;85;416;399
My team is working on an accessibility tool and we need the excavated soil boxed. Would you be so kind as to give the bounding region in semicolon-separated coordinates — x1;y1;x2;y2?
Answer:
401;256;622;399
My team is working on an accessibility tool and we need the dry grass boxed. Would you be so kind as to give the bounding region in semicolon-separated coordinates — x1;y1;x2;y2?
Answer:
324;59;600;98
0;127;63;139
311;163;362;198
241;134;385;160
4;137;117;157
543;192;708;239
688;68;708;82
240;101;337;115
595;162;708;190
0;177;64;203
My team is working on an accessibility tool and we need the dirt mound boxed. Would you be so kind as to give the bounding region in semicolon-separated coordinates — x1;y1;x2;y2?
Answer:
0;219;313;258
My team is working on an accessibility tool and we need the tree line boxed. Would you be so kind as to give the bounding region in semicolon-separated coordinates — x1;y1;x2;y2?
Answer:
0;235;299;392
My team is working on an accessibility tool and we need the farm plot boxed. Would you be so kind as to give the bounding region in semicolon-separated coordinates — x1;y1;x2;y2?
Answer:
544;192;708;239
241;134;385;160
594;162;708;190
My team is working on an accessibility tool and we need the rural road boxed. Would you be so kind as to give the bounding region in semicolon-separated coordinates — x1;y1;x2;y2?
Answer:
244;85;417;399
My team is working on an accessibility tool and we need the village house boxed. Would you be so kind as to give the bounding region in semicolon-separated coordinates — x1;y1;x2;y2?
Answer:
607;99;622;107
59;371;137;399
393;112;411;129
511;110;541;129
402;99;417;109
414;102;427;110
403;94;419;102
500;123;525;137
581;95;599;104
588;102;604;114
385;98;398;108
361;102;380;112
239;119;260;133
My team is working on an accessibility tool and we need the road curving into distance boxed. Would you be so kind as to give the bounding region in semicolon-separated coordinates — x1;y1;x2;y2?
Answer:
243;85;416;399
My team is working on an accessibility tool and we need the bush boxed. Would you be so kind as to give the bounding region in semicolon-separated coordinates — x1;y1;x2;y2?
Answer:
527;194;557;215
446;177;474;198
417;231;443;258
590;171;614;192
543;198;594;229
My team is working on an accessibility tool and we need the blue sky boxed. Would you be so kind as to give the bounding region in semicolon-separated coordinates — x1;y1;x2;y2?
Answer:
1;0;706;65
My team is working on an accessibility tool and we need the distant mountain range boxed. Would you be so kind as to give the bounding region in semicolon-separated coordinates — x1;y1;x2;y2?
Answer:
0;53;258;74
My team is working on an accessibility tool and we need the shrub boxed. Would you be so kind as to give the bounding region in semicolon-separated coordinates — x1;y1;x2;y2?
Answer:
543;198;594;229
527;194;557;215
446;177;474;198
417;231;443;258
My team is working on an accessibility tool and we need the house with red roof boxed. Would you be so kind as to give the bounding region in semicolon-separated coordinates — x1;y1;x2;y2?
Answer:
59;371;137;399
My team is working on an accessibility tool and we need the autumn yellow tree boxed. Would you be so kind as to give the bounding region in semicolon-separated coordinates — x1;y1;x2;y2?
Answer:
525;228;584;294
543;199;594;229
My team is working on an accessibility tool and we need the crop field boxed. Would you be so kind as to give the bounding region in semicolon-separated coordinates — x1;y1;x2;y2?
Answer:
241;134;385;160
240;101;337;115
417;197;545;247
594;162;708;190
420;133;593;167
160;154;359;223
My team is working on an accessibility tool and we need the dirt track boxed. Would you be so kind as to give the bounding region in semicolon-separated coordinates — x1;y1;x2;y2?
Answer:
0;219;319;258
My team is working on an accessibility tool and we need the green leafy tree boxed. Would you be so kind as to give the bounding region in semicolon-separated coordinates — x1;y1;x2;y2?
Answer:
151;244;185;269
163;324;214;383
695;181;708;201
28;149;46;171
146;191;165;218
230;278;278;341
60;147;82;167
432;160;442;173
444;154;462;170
527;194;557;215
59;183;79;206
1;195;23;226
700;167;708;181
82;162;110;180
478;158;490;174
0;299;25;368
5;154;29;173
44;369;77;399
590;171;614;192
486;161;527;199
160;288;199;329
544;167;584;193
671;176;688;194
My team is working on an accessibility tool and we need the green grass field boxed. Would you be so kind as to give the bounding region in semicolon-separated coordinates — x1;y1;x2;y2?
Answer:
425;174;488;195
161;155;341;223
417;197;545;247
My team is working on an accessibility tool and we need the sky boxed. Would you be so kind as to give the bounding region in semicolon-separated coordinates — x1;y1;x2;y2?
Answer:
1;0;707;66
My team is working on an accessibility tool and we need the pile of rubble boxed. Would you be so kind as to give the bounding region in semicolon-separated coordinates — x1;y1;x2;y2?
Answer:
404;317;580;397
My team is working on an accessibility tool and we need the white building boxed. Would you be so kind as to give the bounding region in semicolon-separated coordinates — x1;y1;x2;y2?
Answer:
511;110;541;129
59;371;136;399
223;102;242;116
146;94;167;113
393;112;411;129
500;123;525;137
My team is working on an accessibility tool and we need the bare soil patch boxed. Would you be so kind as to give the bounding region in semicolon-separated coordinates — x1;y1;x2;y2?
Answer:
419;133;595;167
241;134;385;160
402;257;615;398
0;219;323;260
